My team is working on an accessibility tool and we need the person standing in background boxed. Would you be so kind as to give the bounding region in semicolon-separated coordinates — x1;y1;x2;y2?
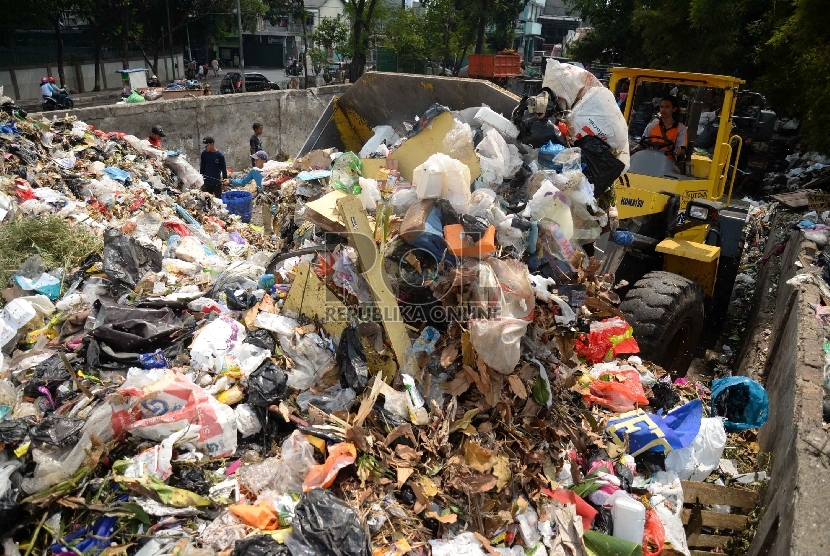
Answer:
250;123;264;166
200;137;228;198
211;59;220;77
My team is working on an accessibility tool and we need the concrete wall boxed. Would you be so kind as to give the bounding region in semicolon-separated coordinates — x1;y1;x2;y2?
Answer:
64;84;350;172
743;229;830;556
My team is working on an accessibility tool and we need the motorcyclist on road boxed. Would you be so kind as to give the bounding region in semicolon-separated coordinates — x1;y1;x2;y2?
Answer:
47;76;70;106
40;77;52;99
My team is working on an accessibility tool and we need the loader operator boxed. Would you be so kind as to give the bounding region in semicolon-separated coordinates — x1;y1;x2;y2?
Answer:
636;96;688;162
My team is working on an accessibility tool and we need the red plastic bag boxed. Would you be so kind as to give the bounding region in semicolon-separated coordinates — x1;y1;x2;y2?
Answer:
643;508;665;556
575;317;640;363
583;369;649;412
163;221;192;236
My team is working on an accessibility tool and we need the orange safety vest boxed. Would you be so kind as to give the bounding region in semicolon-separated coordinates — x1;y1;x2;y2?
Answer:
649;120;686;160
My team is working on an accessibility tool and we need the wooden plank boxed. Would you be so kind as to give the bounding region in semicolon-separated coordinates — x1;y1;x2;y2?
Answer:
689;534;730;549
337;194;411;369
681;508;748;530
681;480;758;509
769;188;819;209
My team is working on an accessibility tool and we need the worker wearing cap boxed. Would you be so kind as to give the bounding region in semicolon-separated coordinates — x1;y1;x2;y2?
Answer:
148;125;166;148
200;136;228;198
230;151;268;192
148;74;161;87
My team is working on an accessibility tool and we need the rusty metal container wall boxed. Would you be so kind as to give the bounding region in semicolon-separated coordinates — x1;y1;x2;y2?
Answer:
298;72;521;158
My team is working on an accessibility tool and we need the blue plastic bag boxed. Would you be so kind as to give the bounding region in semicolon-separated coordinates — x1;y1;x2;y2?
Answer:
538;140;565;170
711;376;769;431
103;166;130;183
138;349;169;369
606;399;703;456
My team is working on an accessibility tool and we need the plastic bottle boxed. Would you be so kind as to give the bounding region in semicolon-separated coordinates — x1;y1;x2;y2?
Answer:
414;162;444;199
608;491;646;545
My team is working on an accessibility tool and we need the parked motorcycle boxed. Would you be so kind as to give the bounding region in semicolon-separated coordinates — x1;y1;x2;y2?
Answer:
41;89;74;111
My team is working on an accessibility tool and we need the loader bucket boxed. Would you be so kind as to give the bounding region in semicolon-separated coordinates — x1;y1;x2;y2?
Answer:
299;72;520;180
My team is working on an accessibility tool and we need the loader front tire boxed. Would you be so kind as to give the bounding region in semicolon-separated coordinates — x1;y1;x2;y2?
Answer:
619;271;704;376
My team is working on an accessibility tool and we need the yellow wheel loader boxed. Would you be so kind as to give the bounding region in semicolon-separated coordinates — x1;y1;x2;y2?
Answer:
601;68;775;374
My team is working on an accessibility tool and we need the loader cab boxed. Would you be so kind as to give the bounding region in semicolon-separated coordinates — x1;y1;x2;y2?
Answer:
609;69;746;213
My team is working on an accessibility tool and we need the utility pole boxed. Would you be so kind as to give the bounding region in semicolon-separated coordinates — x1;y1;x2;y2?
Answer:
166;0;176;79
236;0;246;92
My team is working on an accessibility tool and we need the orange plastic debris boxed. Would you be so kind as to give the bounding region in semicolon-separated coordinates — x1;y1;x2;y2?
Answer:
302;442;357;492
443;224;496;258
229;503;281;530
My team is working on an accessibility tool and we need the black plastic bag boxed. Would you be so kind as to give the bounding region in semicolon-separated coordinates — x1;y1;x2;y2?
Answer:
224;287;258;310
247;361;288;407
575;135;626;198
102;228;162;291
592;505;614;536
91;303;184;352
29;414;85;447
0;419;32;444
174;467;211;496
338;326;369;391
517;114;567;148
245;329;276;352
649;382;681;412
0;463;23;528
23;355;71;398
286;489;369;556
232;535;289;556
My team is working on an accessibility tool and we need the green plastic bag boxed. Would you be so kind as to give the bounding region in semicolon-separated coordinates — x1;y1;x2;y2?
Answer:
331;152;363;195
126;91;146;103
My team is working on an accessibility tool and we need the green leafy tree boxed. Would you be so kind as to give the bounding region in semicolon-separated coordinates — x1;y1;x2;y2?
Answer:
421;0;478;75
343;0;387;82
762;0;829;152
383;7;427;70
310;14;349;59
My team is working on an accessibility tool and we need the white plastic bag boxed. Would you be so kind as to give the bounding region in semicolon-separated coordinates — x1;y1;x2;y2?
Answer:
470;317;528;375
412;153;473;214
358;177;382;212
542;59;603;110
665;417;727;481
190;316;247;373
443;118;475;160
565;87;629;153
234;403;263;438
119;370;238;458
648;471;690;556
476;129;522;188
429;532;487;556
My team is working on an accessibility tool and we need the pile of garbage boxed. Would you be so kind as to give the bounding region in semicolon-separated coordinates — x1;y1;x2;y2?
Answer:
761;151;830;194
0;63;769;556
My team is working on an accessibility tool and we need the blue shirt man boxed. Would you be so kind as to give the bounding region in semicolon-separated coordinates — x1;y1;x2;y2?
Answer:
199;136;227;197
231;150;268;191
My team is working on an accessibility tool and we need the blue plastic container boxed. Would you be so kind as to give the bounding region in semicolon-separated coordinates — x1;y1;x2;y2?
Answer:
222;190;253;223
